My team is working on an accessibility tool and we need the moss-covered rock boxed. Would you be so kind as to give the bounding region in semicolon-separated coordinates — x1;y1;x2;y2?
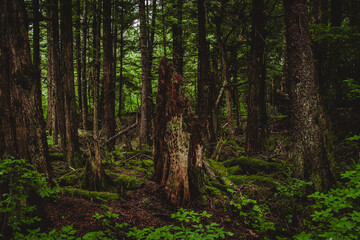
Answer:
222;157;283;175
229;175;277;187
63;187;119;202
104;169;143;190
58;168;86;187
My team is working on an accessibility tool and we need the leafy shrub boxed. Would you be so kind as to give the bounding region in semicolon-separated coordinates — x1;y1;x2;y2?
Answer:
295;164;360;239
226;189;275;233
0;157;59;237
127;208;234;239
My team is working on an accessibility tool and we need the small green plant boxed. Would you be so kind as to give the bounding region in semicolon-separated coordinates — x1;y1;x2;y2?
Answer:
92;210;128;239
346;134;360;141
15;225;77;240
294;164;360;239
275;168;313;198
0;157;59;237
226;188;275;233
127;208;233;239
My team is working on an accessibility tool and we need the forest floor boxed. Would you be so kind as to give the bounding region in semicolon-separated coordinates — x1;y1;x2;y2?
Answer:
40;113;360;239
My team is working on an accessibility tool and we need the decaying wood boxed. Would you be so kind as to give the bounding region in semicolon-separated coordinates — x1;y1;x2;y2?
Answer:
153;57;205;207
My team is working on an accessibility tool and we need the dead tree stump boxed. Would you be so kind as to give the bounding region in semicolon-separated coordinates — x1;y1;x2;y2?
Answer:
153;57;204;207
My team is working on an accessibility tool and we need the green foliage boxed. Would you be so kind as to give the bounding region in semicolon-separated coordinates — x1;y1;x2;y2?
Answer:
343;78;360;100
0;157;59;236
226;189;275;233
275;168;313;198
92;210;128;239
294;164;360;239
16;225;77;240
127;208;233;239
226;189;275;232
346;134;360;141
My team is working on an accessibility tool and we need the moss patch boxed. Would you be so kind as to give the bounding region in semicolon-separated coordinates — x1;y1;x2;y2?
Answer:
49;152;64;161
207;158;228;178
222;157;283;175
63;187;119;202
229;175;277;187
104;169;143;190
58;168;86;187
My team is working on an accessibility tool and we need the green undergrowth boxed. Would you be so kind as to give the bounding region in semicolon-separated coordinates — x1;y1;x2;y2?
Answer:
62;187;120;202
50;148;154;196
18;208;234;240
229;175;277;187
222;156;285;175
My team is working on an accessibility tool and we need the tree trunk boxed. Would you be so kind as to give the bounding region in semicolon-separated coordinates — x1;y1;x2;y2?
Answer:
76;0;82;114
48;0;66;152
81;0;88;130
172;0;183;76
60;0;81;167
284;0;335;192
154;58;204;206
118;3;125;117
103;0;116;150
139;0;152;146
1;0;49;177
215;13;235;140
197;0;211;140
154;58;190;206
246;0;265;155
88;0;102;191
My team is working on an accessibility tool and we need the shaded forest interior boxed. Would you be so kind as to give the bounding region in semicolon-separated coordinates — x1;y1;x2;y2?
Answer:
1;0;360;239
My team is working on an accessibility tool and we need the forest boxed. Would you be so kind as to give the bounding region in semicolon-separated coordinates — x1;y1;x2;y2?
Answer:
0;0;360;239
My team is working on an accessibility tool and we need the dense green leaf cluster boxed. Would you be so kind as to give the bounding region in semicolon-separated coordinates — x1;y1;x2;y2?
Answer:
295;164;360;239
0;157;59;238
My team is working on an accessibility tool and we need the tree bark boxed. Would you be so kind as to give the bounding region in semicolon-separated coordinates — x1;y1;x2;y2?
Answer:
197;0;211;140
60;0;81;167
47;0;66;152
284;0;335;192
118;2;125;117
88;0;102;191
246;0;265;155
139;0;152;146
214;9;235;140
76;0;82;114
1;0;49;177
154;58;190;207
172;0;183;76
81;0;88;130
103;0;116;150
154;58;204;206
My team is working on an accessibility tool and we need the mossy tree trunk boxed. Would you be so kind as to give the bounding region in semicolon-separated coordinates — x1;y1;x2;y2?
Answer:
284;0;335;192
154;58;204;207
